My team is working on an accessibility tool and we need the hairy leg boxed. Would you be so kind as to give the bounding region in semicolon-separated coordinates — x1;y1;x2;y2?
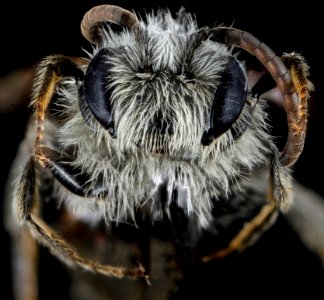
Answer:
14;55;148;285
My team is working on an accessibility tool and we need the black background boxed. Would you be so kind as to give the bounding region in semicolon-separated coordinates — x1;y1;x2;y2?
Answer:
1;1;324;299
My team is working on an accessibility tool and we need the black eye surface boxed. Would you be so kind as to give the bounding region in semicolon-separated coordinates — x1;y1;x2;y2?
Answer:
202;56;247;145
83;48;115;135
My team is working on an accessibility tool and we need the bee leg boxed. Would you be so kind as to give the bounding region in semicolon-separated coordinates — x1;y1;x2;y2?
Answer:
15;56;149;282
201;204;278;262
202;155;290;262
29;56;108;198
281;51;314;110
15;156;148;282
36;146;108;198
10;156;39;300
30;55;85;155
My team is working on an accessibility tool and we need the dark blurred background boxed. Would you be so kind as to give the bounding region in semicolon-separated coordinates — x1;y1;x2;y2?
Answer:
1;1;323;299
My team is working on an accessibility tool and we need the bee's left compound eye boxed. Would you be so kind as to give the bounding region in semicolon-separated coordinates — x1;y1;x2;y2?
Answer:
202;57;247;145
84;48;115;134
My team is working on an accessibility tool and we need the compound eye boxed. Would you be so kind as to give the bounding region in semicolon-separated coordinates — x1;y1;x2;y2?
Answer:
202;56;247;145
83;48;115;135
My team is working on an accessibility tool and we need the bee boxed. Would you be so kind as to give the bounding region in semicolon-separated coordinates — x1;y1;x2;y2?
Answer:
5;4;313;300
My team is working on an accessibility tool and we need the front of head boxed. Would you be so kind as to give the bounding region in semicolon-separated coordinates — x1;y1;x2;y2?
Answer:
57;5;273;226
